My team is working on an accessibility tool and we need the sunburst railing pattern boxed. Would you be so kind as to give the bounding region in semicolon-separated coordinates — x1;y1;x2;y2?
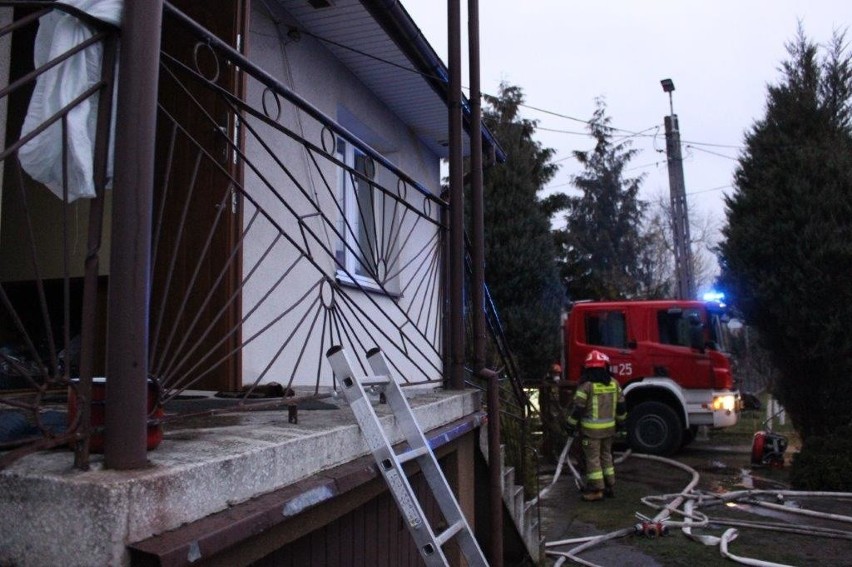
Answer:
152;4;449;403
0;2;450;469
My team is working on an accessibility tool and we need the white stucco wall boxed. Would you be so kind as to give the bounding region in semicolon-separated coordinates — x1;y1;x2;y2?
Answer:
238;3;444;388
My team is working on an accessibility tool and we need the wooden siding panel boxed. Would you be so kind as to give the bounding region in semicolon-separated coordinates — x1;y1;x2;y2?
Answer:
310;525;326;566
376;492;390;567
253;475;435;566
247;435;477;566
363;496;378;566
352;503;365;567
335;510;351;567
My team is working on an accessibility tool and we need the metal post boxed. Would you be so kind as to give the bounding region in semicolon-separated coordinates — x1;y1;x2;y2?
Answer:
447;0;465;389
105;1;163;469
468;0;486;376
485;369;504;566
74;32;118;470
440;190;451;388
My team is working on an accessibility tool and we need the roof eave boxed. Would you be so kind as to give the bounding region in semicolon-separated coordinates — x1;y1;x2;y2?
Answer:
359;0;507;163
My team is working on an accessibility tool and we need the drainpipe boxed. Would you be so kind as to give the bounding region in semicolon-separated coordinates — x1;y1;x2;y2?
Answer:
468;0;485;377
447;0;464;390
105;1;162;469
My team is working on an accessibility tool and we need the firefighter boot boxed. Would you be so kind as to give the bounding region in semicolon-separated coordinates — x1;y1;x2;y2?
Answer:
604;486;615;498
582;490;603;502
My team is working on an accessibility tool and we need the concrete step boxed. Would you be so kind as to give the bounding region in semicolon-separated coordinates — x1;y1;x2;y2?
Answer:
525;517;540;551
502;465;515;495
478;425;540;562
511;485;525;526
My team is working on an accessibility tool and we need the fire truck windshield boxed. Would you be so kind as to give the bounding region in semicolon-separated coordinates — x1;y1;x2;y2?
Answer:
707;310;731;353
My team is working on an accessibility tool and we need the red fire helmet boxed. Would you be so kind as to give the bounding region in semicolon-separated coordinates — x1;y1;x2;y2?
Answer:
584;350;610;369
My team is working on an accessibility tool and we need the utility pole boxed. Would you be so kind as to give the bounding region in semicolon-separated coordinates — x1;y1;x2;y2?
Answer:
661;78;695;300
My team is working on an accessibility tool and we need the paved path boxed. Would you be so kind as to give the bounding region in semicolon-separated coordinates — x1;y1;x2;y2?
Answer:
537;469;663;566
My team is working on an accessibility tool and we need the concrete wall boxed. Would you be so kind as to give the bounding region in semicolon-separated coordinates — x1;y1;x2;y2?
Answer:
0;389;481;567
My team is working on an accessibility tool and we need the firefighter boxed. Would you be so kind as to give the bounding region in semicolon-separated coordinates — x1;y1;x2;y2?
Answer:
548;362;562;382
565;350;627;501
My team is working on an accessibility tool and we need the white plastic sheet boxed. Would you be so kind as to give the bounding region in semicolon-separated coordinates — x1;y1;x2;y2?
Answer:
18;0;122;202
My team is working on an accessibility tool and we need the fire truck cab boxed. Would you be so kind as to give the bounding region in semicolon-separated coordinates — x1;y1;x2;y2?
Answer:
563;300;741;455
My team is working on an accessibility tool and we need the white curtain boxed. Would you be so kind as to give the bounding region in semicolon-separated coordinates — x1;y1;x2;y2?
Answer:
18;0;123;202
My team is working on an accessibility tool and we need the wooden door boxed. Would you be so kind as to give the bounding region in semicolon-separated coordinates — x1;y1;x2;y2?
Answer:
152;0;247;393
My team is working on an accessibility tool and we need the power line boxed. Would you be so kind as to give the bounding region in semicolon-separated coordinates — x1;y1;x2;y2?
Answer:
681;139;743;149
543;180;575;190
686;145;740;161
297;24;750;154
518;102;657;138
624;159;667;172
552;153;580;164
538;126;593;137
543;180;733;196
297;27;682;142
688;184;732;195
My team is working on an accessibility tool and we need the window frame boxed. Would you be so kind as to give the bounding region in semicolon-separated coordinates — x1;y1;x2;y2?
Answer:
335;137;383;292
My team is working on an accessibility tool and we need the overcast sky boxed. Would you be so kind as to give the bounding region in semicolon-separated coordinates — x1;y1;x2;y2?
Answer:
401;0;851;255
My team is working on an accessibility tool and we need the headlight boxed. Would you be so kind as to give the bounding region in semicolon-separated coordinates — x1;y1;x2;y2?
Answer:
711;394;737;412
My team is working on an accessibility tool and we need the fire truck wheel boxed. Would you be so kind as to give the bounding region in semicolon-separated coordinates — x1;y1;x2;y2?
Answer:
627;401;683;456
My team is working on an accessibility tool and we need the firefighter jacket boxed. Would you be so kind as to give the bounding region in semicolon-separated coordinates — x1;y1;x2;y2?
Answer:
567;376;627;439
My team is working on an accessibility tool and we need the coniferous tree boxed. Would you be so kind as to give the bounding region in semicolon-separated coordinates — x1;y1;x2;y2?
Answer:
555;98;651;300
719;29;852;439
479;83;565;381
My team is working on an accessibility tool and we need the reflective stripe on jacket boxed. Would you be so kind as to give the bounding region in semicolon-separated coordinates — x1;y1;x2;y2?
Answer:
567;378;626;439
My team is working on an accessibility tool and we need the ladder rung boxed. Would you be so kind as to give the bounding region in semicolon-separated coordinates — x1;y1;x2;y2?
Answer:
359;376;391;387
397;445;430;464
435;520;465;547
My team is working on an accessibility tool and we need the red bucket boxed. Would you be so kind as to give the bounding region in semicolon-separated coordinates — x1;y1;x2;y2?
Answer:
68;377;164;452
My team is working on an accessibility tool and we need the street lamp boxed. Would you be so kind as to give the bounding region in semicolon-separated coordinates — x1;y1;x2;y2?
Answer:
660;78;675;117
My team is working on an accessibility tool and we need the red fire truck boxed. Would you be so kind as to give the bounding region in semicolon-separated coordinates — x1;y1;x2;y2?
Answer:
562;300;741;455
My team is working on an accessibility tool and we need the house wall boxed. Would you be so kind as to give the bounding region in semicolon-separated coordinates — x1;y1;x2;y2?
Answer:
238;3;445;388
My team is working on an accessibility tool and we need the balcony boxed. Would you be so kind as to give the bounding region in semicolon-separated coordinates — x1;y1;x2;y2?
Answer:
0;3;534;564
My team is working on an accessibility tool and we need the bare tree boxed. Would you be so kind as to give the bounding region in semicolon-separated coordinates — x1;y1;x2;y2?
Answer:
644;190;720;296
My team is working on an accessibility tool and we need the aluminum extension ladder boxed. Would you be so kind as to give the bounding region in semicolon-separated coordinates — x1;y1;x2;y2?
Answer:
326;346;488;567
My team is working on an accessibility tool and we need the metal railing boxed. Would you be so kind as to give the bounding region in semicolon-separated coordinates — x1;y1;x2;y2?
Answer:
153;3;449;399
0;2;118;467
0;15;540;547
0;2;451;469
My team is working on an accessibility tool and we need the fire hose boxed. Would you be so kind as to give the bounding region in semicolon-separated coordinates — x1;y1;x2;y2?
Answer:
543;445;852;567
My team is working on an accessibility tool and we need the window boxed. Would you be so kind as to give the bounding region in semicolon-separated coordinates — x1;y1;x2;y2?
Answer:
584;310;627;348
657;308;701;347
335;137;378;283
